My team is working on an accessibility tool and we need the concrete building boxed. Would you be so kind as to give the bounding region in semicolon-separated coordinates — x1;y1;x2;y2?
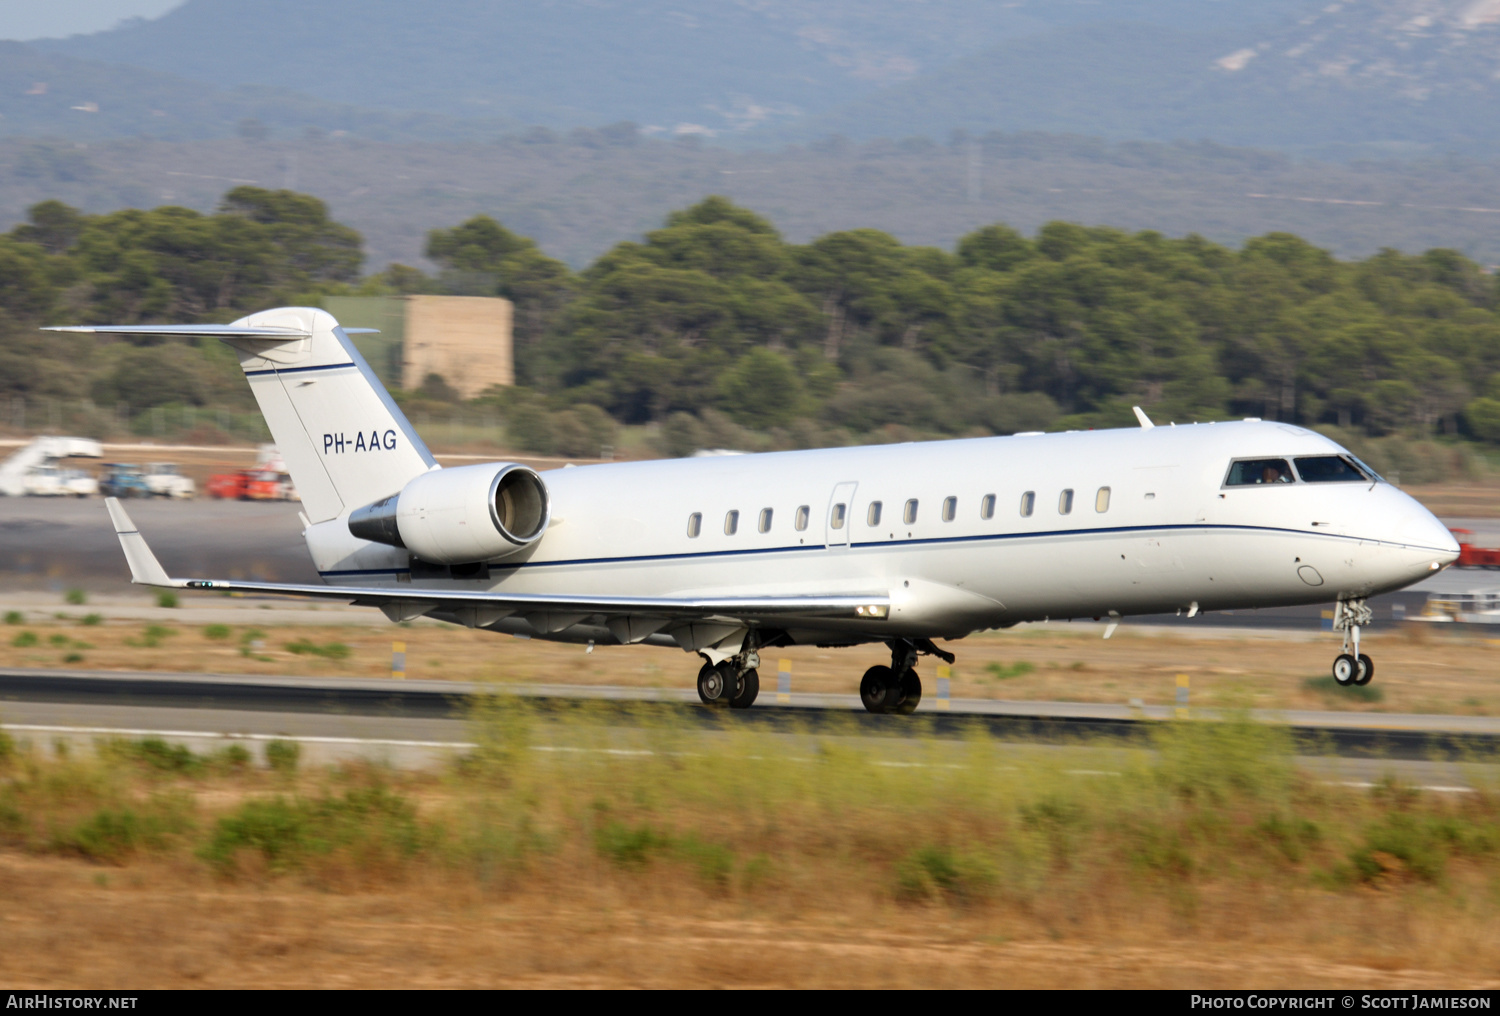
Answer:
320;295;513;399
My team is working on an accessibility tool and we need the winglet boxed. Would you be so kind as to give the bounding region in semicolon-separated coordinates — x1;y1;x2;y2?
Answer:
104;497;181;587
1132;406;1155;429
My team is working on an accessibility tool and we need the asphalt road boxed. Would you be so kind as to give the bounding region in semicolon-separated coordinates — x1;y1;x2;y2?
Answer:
2;667;1496;765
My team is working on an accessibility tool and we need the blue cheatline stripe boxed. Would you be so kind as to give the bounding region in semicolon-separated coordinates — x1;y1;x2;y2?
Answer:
243;362;357;377
317;522;1440;578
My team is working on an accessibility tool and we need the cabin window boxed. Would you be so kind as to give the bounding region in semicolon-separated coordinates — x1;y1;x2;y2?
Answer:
758;508;773;533
724;510;739;535
1020;491;1035;517
687;512;702;538
1059;489;1074;515
942;496;957;522
1095;487;1111;513
795;505;810;531
830;503;846;530
867;501;883;527
1295;456;1369;483
903;499;919;525
980;494;995;520
1225;458;1294;486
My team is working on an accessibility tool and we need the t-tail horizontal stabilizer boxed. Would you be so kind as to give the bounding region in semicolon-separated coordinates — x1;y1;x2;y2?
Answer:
104;497;184;589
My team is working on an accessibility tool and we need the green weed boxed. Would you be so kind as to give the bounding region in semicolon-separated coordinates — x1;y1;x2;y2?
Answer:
984;661;1036;680
102;737;204;776
284;639;351;660
895;845;997;903
265;739;301;773
80;614;102;626
203;624;232;640
4;611;23;625
1304;675;1385;703
11;631;37;648
595;820;671;868
199;786;421;876
64;589;86;606
126;625;175;648
156;591;179;609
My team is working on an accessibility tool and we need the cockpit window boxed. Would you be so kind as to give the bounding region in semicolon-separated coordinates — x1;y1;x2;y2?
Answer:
1225;458;1294;486
1295;456;1369;483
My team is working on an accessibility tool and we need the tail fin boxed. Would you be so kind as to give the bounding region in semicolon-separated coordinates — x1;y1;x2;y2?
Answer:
222;307;436;523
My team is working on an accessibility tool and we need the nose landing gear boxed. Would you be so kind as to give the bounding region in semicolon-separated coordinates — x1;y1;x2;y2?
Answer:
1331;598;1375;687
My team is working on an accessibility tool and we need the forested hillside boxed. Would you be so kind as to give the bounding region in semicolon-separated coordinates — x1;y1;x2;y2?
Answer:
2;190;1498;480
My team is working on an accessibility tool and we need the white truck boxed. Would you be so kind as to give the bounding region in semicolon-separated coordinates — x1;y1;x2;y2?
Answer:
143;462;195;499
0;436;103;497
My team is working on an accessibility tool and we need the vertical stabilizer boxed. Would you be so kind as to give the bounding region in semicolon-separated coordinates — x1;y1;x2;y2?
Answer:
222;307;436;523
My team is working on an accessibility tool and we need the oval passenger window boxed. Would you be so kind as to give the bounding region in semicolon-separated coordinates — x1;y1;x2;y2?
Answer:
687;512;701;538
830;504;846;530
724;510;739;535
980;494;995;520
867;501;883;527
1059;489;1074;515
795;505;810;531
1095;487;1110;513
1020;491;1035;517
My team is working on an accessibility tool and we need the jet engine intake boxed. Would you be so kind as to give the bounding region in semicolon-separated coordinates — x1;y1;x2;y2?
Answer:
348;463;549;565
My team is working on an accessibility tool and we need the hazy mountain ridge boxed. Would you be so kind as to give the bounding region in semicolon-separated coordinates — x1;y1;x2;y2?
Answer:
28;0;1309;138
7;0;1498;154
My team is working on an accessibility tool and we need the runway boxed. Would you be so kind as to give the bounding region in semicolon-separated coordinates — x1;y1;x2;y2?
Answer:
2;668;1496;786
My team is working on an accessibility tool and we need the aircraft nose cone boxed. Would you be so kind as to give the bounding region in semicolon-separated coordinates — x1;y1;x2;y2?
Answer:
1392;510;1460;562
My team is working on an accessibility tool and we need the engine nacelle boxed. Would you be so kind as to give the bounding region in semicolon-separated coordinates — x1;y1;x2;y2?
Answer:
347;463;550;565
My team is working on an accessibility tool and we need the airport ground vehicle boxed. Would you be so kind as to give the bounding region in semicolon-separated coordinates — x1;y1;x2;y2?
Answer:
1452;529;1500;568
207;467;296;501
142;463;194;499
0;436;102;497
98;463;152;499
58;309;1459;709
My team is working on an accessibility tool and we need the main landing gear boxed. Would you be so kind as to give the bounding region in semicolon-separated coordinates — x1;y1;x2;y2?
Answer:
696;649;761;710
860;638;955;715
1331;597;1375;687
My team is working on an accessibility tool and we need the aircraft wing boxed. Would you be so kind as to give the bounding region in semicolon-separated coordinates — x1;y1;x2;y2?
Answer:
104;498;888;622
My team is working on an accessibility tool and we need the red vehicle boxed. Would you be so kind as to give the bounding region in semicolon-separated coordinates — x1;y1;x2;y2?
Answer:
206;468;295;501
1451;530;1500;568
206;469;251;500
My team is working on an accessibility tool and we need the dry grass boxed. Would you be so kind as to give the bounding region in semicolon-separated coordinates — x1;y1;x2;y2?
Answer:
0;708;1498;987
4;614;1500;717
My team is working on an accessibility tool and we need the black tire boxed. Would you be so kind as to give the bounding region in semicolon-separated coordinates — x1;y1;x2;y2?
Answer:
1355;654;1374;686
860;665;896;713
1332;653;1359;687
729;668;760;709
697;661;732;705
894;670;922;715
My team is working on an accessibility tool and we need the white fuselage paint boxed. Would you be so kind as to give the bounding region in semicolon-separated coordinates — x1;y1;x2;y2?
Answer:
305;420;1459;646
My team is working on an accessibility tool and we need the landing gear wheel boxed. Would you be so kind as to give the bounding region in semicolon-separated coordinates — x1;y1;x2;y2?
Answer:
1354;654;1374;686
728;668;760;709
894;670;922;715
860;665;898;714
697;661;733;705
1332;653;1359;687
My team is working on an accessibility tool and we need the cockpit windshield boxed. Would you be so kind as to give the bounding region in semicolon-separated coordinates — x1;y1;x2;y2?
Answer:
1294;456;1369;483
1225;458;1294;486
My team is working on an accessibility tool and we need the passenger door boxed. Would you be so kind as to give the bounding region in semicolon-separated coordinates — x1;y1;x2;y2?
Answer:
826;481;857;549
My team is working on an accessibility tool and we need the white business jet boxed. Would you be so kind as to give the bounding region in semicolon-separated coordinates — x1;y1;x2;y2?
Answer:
49;308;1459;712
